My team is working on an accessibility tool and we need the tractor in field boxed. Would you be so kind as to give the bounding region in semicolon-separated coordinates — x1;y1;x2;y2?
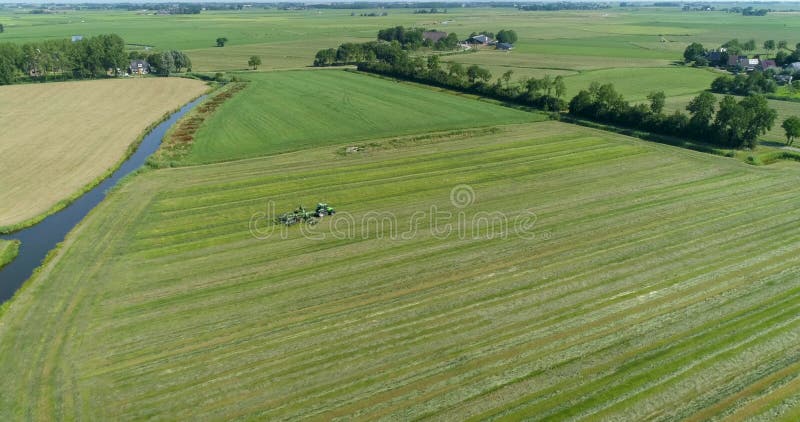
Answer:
275;203;335;226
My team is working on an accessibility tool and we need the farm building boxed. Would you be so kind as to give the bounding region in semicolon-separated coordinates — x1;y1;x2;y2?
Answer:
129;60;150;75
760;60;778;71
70;35;83;42
422;31;448;43
468;34;492;45
496;42;513;51
789;62;800;72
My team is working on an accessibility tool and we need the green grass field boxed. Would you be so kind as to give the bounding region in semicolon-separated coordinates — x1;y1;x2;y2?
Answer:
3;120;800;419
0;240;19;269
560;67;719;101
186;70;542;163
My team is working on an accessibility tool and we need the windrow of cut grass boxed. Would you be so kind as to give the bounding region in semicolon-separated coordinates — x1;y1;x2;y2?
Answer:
148;82;248;167
0;77;209;231
2;121;800;419
185;69;542;163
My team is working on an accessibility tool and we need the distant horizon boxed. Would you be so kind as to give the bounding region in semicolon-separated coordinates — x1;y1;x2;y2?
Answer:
3;0;800;5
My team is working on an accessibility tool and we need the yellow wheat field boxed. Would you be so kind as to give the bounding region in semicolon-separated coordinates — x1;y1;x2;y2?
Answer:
0;77;208;229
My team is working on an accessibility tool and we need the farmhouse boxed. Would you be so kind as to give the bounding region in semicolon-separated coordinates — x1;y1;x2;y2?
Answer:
422;31;448;43
496;42;513;51
468;34;492;45
129;59;150;75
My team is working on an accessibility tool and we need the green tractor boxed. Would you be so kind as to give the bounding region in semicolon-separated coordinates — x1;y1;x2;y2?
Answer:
315;203;336;217
275;203;335;226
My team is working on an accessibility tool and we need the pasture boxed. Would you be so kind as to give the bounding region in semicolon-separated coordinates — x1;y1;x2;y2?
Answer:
0;77;208;230
0;240;19;269
3;120;800;419
186;70;541;163
2;7;800;74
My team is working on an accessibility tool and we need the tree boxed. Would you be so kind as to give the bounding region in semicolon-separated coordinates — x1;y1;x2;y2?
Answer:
764;40;776;55
170;50;191;72
0;43;20;84
686;91;716;132
496;29;518;44
782;116;800;145
553;75;566;99
647;91;666;114
216;37;228;47
248;55;262;70
447;61;466;79
743;39;756;52
0;24;4;33
466;64;491;83
500;69;513;88
683;42;705;63
313;48;336;67
714;95;776;149
778;40;788;50
426;54;439;72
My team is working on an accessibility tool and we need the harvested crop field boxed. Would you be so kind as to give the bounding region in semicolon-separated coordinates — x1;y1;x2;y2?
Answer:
3;121;800;419
0;77;208;230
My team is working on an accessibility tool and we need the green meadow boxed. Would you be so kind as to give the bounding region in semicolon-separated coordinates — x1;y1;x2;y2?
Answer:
187;70;541;163
4;118;800;419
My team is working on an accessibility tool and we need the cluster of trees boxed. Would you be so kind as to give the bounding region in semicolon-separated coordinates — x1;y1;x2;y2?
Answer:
518;3;610;11
248;55;261;70
216;37;228;47
0;34;128;84
710;72;777;95
738;6;769;16
569;85;777;149
684;39;800;68
0;24;4;33
413;8;447;14
377;26;426;49
129;49;191;76
353;12;388;17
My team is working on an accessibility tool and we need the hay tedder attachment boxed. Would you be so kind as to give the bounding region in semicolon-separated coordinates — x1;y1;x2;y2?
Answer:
276;203;335;226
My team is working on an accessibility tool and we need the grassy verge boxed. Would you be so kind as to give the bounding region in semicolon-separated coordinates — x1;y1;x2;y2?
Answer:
147;82;248;168
0;240;19;271
0;83;213;235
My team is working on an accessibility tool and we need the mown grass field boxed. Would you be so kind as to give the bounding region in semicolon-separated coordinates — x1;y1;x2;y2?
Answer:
3;120;800;419
186;70;541;163
0;77;208;229
560;67;719;102
0;239;19;269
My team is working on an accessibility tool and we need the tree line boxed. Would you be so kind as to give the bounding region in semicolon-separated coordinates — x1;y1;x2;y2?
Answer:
569;86;777;149
321;42;567;110
0;34;194;84
0;34;127;84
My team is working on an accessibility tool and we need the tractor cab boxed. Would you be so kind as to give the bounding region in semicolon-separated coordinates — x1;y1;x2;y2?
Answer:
316;203;335;216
